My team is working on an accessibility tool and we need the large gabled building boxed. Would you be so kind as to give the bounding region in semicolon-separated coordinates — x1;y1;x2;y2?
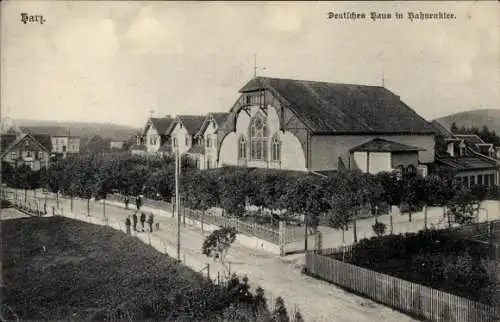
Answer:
217;77;436;174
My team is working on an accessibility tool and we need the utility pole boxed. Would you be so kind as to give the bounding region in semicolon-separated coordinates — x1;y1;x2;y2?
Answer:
175;147;181;261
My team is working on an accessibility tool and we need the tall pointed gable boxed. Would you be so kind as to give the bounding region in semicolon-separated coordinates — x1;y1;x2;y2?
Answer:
239;77;435;135
194;112;229;138
145;117;174;136
176;115;206;136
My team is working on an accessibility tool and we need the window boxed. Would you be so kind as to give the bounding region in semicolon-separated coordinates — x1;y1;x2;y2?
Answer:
485;175;489;186
238;136;247;159
26;151;32;158
478;175;483;185
249;114;268;160
38;151;44;160
11;151;16;159
469;176;475;186
490;174;495;186
185;136;189;146
271;135;281;161
195;157;200;169
212;137;217;149
173;137;178;148
206;137;210;148
206;156;212;169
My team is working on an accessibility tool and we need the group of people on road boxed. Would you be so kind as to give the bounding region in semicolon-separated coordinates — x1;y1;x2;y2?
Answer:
124;195;142;211
124;195;159;235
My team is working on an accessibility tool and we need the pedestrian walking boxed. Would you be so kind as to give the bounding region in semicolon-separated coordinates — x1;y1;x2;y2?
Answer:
136;196;142;210
125;216;131;235
43;202;47;215
132;212;138;231
124;197;130;210
155;222;160;231
147;212;154;232
140;212;146;231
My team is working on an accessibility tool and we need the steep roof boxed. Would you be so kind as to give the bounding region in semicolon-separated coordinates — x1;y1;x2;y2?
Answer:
239;77;435;135
435;155;498;171
436;145;499;171
177;115;206;136
430;120;455;139
1;133;50;158
212;112;229;126
350;138;423;153
147;117;174;135
20;126;68;137
32;134;53;151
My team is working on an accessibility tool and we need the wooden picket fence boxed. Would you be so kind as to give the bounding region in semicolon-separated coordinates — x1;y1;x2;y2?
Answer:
305;249;499;322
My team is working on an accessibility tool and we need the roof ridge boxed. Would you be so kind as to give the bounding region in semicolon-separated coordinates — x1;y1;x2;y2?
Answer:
256;76;386;89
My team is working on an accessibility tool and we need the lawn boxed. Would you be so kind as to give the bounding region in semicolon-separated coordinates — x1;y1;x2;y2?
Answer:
1;216;241;321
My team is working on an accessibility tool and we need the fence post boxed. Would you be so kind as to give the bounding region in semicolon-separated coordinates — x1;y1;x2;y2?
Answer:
201;209;205;233
207;263;210;281
279;221;285;257
424;205;428;230
390;215;393;234
183;206;186;227
171;196;175;218
315;231;323;254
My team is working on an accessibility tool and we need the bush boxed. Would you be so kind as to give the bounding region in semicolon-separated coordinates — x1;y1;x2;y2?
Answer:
338;228;496;304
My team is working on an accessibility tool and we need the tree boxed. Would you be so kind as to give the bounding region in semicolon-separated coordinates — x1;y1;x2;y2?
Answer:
446;185;480;226
372;220;387;237
450;122;459;133
218;169;250;217
13;164;32;205
284;175;327;250
326;191;352;244
202;226;237;277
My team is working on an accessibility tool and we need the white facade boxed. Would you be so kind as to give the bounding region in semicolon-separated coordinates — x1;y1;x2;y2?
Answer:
68;137;80;153
203;120;218;169
52;136;68;154
145;126;161;153
218;104;306;171
170;122;192;155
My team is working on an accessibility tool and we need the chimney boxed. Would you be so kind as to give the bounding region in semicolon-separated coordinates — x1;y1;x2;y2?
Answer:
447;141;454;157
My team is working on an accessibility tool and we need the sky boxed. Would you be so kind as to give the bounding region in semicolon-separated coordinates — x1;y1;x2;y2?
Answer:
1;1;499;128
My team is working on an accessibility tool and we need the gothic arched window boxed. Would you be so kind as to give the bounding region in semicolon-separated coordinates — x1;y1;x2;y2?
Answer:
238;135;247;159
271;135;281;162
249;114;268;160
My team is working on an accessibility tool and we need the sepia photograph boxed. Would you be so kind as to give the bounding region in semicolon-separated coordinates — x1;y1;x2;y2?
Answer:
1;1;499;321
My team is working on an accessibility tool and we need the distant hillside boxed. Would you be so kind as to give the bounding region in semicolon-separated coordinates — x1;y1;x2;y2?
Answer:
434;109;500;134
4;118;140;140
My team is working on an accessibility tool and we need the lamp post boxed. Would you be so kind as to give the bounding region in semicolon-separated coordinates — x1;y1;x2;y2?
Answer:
175;147;181;261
